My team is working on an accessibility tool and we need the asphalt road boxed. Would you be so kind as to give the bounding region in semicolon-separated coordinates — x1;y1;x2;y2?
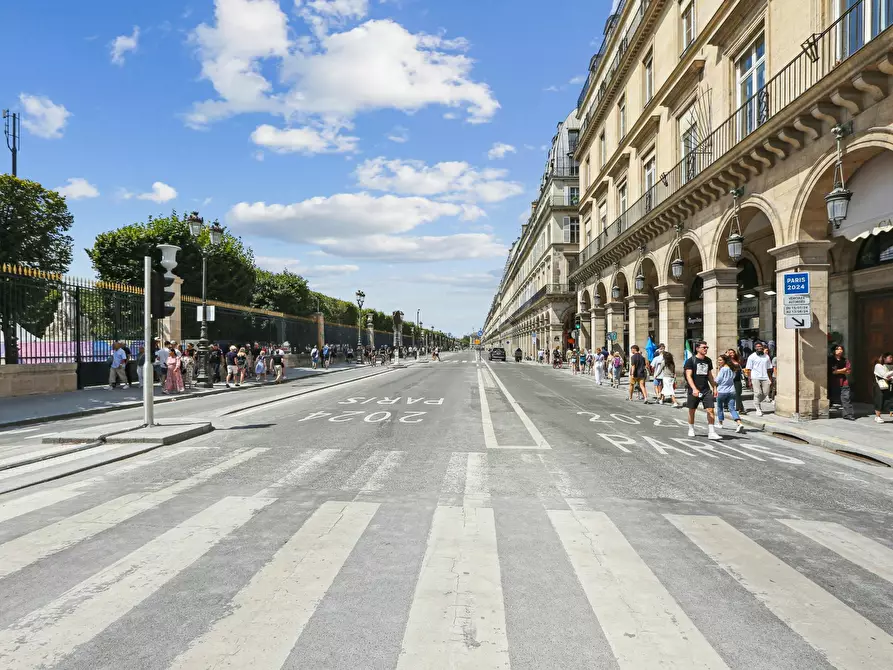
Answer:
1;352;891;669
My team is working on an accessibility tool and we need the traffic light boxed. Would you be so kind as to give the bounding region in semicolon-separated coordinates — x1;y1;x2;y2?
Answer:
574;315;582;330
151;270;176;319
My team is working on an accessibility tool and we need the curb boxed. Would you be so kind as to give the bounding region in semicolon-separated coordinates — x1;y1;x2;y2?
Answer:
0;366;358;429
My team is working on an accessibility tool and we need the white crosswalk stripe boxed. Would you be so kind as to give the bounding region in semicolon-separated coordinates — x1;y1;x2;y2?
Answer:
2;447;892;669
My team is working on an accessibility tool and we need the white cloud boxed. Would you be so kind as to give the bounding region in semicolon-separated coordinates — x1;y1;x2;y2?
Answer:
487;142;516;160
354;157;524;204
110;26;140;65
18;94;71;139
55;178;100;200
202;196;213;206
122;181;178;203
568;74;586;84
253;255;360;276
186;3;498;134
417;272;500;288
543;85;560;92
386;125;409;143
314;233;506;262
228;192;483;243
306;263;359;276
250;123;358;154
255;255;304;272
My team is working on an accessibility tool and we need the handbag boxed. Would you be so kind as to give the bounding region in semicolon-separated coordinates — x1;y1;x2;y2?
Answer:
878;377;890;390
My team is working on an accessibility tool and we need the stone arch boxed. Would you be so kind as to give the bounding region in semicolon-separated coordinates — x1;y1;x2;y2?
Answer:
712;195;784;270
663;231;708;283
611;269;630;302
580;288;592;312
637;255;661;292
789;128;893;242
595;281;608;307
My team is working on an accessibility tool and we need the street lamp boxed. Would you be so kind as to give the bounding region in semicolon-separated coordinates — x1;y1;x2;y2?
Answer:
355;290;365;363
826;122;853;229
727;188;745;261
188;212;223;388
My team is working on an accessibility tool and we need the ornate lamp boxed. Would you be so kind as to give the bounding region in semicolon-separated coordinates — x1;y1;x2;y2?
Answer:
825;123;853;229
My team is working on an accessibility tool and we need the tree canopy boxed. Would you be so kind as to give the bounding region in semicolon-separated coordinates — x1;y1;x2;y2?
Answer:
252;269;311;315
86;211;256;305
0;175;74;271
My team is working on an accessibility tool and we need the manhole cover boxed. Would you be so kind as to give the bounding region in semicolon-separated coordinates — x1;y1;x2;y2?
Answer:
834;450;891;467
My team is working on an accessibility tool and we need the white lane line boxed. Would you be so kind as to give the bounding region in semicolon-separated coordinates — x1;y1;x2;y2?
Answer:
0;446;197;526
538;454;584;498
0;443;90;469
550;510;728;669
0;448;267;579
397;506;509;669
476;368;499;450
0;495;274;670
25;432;58;440
438;452;466;505
359;451;405;492
667;514;893;669
257;448;341;496
463;452;489;508
483;360;551;450
342;451;388;490
0;443;138;483
169;500;377;670
779;519;893;584
0;427;39;436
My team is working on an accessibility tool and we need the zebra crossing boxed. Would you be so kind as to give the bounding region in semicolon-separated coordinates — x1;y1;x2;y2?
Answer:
1;446;891;668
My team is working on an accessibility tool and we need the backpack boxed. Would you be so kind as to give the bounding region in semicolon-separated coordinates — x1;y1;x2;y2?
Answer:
613;357;622;368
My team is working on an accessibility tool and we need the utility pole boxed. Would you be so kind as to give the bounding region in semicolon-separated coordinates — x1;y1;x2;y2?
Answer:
3;110;20;176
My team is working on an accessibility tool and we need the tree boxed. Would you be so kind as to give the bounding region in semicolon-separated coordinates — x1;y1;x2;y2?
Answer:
252;269;311;315
86;211;256;305
0;175;75;363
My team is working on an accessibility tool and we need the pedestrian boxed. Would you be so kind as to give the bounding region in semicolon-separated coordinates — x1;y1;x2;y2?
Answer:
136;345;146;387
684;340;721;440
572;348;580;375
659;351;680;407
716;354;745;433
310;344;319;369
594;348;605;385
628;345;649;403
121;342;134;387
272;347;285;383
225;345;238;388
745;342;774;416
650;343;666;402
611;351;623;387
236;347;248;385
727;349;746;414
164;345;184;394
182;344;196;390
255;348;267;382
828;344;855;420
872;352;893;424
208;344;222;384
154;340;169;387
107;342;128;390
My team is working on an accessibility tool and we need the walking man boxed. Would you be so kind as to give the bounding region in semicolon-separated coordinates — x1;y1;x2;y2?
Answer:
650;343;666;402
829;344;855;420
628;345;649;403
107;342;128;389
745;342;774;416
684;340;721;440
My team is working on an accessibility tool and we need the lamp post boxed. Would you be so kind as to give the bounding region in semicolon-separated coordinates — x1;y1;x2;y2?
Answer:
188;212;223;388
355;290;365;363
825;122;853;229
727;187;745;262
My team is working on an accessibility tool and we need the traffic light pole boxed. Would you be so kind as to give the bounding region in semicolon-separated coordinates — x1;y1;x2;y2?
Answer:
143;256;154;427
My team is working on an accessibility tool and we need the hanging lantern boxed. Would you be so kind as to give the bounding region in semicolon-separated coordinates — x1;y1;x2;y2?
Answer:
593;293;602;307
611;285;620;300
634;271;645;292
826;123;853;229
727;231;744;261
671;257;684;280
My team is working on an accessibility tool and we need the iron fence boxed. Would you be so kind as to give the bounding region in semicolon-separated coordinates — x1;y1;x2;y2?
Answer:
580;0;891;268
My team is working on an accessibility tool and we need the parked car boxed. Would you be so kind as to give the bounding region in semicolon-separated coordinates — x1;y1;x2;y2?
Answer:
489;347;506;361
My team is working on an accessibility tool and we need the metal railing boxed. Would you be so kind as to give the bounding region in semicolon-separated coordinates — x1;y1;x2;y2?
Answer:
498;284;571;332
579;0;651;139
549;158;580;177
580;0;888;267
550;195;581;208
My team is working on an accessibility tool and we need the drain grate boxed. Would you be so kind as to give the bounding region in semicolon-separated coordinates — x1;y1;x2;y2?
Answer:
834;450;891;467
770;432;809;444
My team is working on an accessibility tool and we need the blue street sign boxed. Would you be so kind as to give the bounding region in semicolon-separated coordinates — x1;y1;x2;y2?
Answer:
478;329;483;337
783;272;810;295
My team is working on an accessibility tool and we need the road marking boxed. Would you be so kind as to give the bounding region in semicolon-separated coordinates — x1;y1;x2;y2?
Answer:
667;514;893;669
483;360;551;449
257;448;341;496
24;432;58;440
779;519;893;584
0;495;274;670
0;443;139;483
0;448;267;579
476;368;500;449
463;452;489;508
550;510;728;669
356;451;405;493
0;487;85;525
0;427;40;436
438;452;466;505
538;453;583;498
397;505;509;669
169;500;377;670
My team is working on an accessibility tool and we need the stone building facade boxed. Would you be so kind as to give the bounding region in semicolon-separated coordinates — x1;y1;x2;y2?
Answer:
482;110;581;356
568;0;893;419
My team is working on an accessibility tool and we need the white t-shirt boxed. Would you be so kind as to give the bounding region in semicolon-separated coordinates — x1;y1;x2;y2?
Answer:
746;352;772;380
651;353;664;375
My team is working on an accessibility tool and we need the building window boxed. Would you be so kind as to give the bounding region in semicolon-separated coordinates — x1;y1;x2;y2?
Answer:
568;186;580;205
618;181;627;215
856;230;893;269
599;131;607;168
644;51;654;103
618;95;627;139
563;216;580;244
871;0;893;37
598;200;608;237
567;129;579;154
681;1;696;51
680;105;699;183
584;157;591;189
643;156;656;213
736;33;767;139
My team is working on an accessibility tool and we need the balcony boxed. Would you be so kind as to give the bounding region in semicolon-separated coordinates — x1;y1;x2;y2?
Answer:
550;195;580;208
576;0;893;275
498;284;572;331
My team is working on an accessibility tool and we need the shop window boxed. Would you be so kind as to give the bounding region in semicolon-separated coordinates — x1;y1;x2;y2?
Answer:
689;275;704;301
737;258;759;292
856;230;893;269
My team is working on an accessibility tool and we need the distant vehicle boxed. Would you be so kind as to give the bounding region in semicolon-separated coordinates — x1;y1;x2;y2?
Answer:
489;347;506;361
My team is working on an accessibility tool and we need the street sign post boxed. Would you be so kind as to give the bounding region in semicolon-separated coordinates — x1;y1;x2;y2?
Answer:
783;272;811;330
607;331;618;341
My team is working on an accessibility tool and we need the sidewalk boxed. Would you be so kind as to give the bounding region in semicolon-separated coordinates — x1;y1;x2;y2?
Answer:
0;363;359;428
529;361;893;467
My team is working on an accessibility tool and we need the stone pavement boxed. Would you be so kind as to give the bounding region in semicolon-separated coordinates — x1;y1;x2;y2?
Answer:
0;363;359;428
524;359;893;466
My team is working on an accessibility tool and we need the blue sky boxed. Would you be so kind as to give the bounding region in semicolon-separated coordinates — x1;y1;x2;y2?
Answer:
4;0;609;336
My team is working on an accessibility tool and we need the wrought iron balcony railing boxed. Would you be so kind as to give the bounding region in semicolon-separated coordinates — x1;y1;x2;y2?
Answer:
580;0;889;267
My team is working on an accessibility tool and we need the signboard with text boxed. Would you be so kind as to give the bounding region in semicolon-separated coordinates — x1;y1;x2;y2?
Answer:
783;272;810;329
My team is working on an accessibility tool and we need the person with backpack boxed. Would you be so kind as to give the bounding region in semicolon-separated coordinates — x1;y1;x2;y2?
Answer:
322;343;330;369
310;345;319;369
611;351;623;388
225;345;238;388
272;347;285;383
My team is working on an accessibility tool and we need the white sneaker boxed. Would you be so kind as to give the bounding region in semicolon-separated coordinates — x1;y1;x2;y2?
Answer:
735;424;745;434
687;426;696;437
755;408;763;417
707;429;722;441
875;416;885;424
